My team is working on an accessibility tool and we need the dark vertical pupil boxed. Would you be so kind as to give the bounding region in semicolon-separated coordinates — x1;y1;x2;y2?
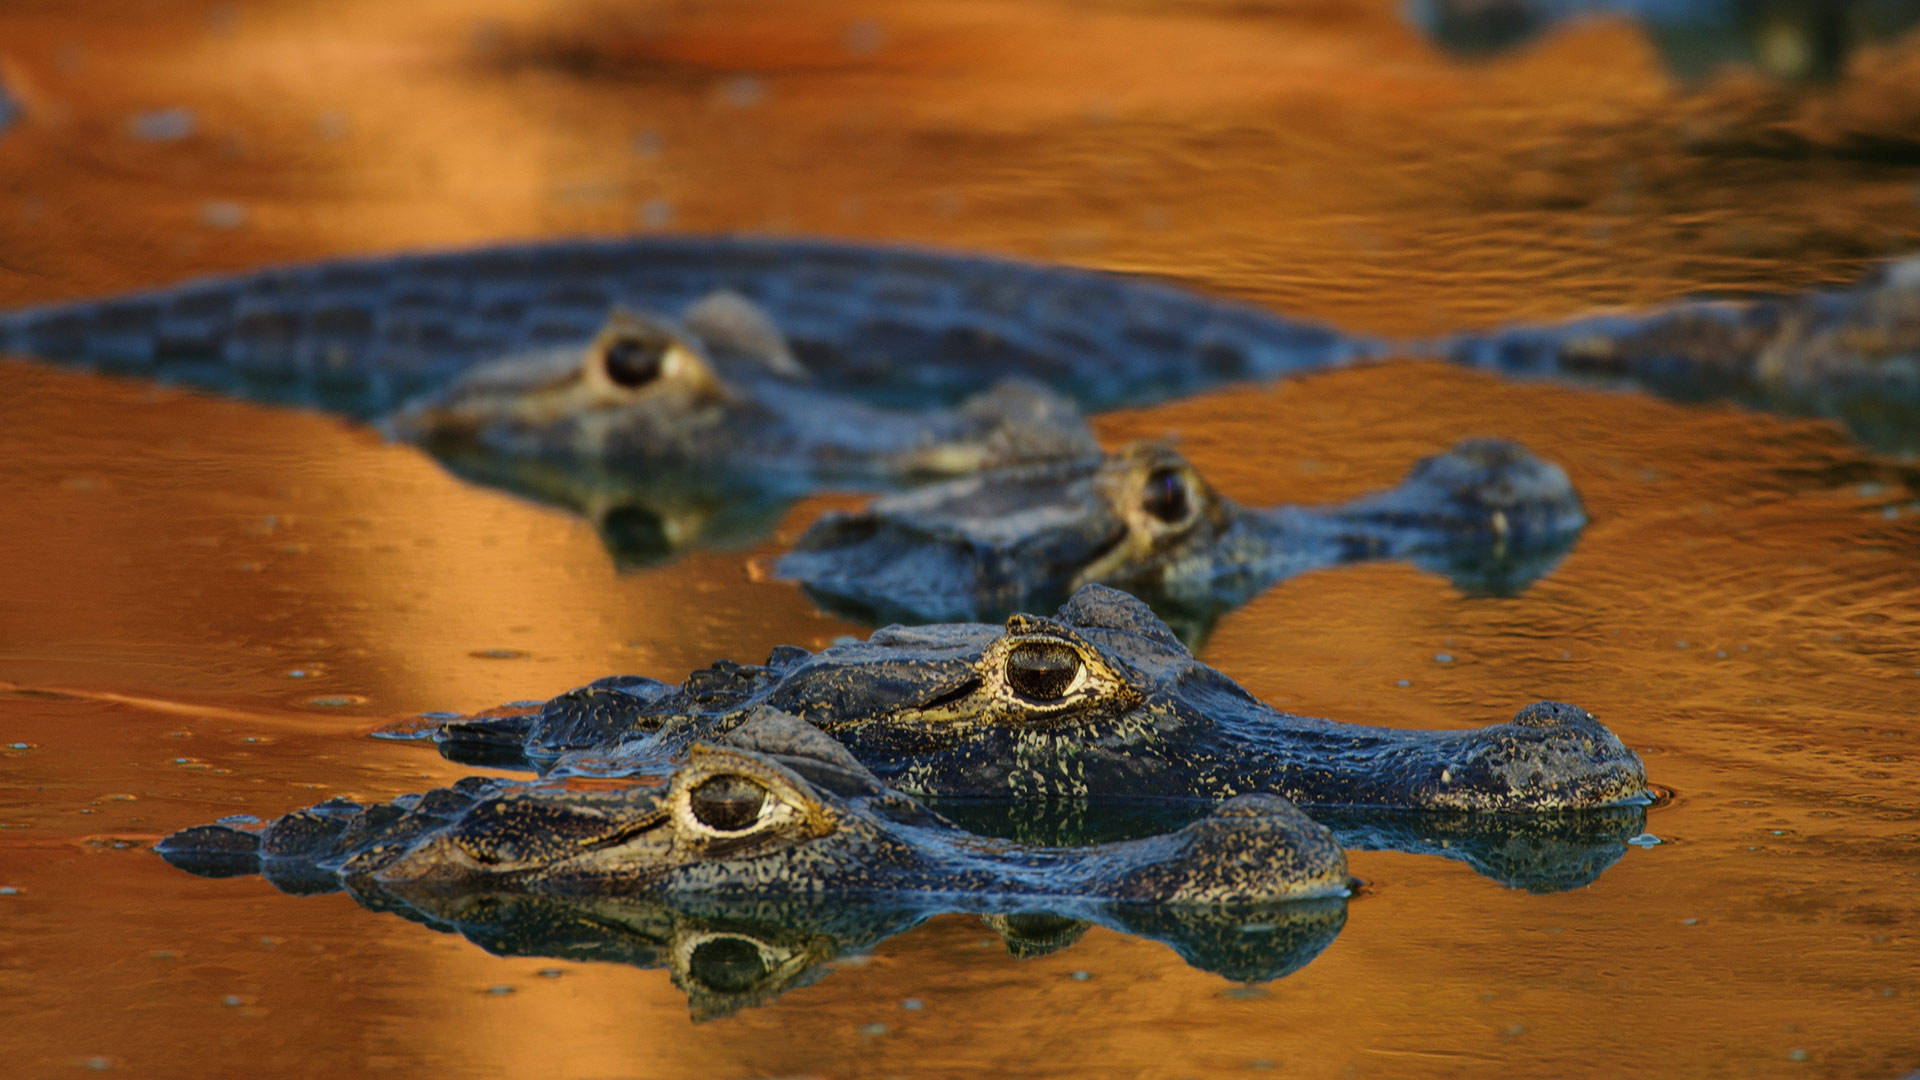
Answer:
1142;468;1191;524
1005;641;1082;702
688;936;771;993
603;336;668;387
688;776;768;831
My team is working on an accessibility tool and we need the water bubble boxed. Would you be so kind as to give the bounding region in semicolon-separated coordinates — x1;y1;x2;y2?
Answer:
130;107;196;142
201;201;246;230
1627;833;1662;848
1434;653;1454;664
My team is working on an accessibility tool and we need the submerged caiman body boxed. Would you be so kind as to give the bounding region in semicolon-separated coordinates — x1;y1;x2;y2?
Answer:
427;585;1647;817
159;710;1349;1007
775;436;1586;630
0;236;1358;420
1450;254;1920;449
5;236;1914;450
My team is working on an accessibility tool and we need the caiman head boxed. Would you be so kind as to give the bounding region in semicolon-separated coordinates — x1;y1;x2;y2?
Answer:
388;294;767;463
774;437;1587;626
774;441;1229;622
717;585;1649;812
387;291;1099;478
158;709;1349;906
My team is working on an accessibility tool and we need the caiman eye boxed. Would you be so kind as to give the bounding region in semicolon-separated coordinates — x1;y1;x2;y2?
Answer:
687;936;771;994
603;334;669;388
688;775;769;832
1142;467;1192;525
1005;641;1083;703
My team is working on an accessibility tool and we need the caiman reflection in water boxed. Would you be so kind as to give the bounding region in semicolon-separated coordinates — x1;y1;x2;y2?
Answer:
1410;0;1920;82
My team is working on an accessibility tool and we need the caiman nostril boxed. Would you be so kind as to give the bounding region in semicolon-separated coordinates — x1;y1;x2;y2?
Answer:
1512;700;1595;730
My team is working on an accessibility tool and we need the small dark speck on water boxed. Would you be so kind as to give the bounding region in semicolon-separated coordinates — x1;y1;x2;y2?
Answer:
537;968;565;979
305;695;363;708
485;985;515;996
469;649;527;660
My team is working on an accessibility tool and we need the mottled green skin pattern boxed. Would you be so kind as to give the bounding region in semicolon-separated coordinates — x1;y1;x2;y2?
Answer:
431;586;1648;813
160;711;1349;908
775;436;1587;628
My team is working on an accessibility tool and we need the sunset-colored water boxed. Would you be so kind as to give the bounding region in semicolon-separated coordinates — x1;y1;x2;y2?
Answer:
2;1;1919;1077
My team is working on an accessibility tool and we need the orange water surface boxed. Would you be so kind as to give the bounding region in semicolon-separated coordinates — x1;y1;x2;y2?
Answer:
2;2;1918;1078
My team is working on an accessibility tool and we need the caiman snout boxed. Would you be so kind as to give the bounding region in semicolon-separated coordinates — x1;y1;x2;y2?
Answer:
1426;700;1648;813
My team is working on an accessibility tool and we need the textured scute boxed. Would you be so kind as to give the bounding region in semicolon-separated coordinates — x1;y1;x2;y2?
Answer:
1055;584;1191;654
1096;796;1348;905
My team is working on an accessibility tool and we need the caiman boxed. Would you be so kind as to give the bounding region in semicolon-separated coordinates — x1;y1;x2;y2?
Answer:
158;710;1351;1009
1449;253;1920;450
5;236;1913;455
423;585;1648;816
773;436;1586;631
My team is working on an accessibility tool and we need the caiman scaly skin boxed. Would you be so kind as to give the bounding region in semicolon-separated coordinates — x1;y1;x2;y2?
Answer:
426;585;1648;815
774;436;1586;629
159;712;1348;960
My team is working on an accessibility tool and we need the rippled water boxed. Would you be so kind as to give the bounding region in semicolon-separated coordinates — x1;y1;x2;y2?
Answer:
3;1;1919;1077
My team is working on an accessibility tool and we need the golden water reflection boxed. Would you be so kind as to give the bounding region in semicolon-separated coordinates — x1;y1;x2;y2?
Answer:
3;0;1920;1077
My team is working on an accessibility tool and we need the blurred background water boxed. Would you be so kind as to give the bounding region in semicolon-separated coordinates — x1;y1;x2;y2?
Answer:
1;1;1918;1077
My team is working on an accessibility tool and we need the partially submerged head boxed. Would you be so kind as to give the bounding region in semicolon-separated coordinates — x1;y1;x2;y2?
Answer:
776;441;1232;621
746;585;1646;811
777;437;1588;624
159;706;1352;904
389;305;748;462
